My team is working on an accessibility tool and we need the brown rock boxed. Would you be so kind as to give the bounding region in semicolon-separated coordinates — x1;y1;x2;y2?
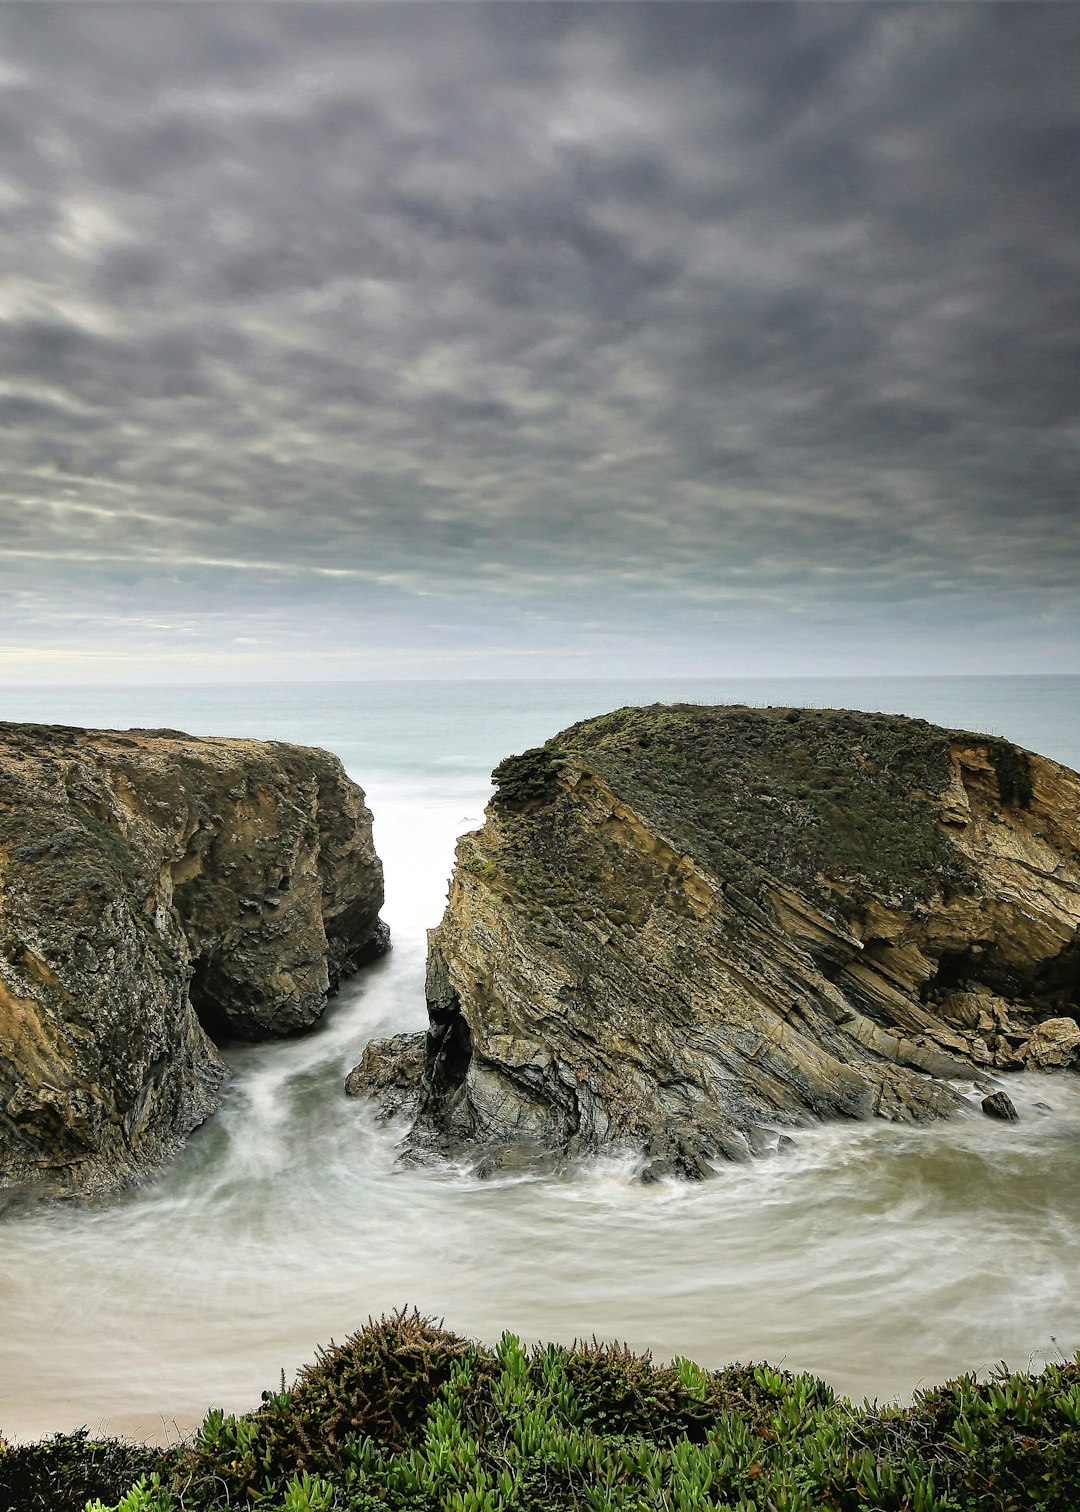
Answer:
1022;1017;1080;1070
362;705;1079;1174
0;722;387;1199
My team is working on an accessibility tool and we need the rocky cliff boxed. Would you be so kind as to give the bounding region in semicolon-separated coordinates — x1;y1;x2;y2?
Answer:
0;722;386;1199
350;705;1080;1177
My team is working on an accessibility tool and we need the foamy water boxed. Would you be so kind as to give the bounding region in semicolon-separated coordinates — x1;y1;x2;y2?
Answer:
1;677;1078;1440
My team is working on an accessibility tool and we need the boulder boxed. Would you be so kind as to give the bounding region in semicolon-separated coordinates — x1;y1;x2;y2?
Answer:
982;1091;1019;1122
345;1032;425;1122
0;722;386;1199
350;705;1079;1175
1022;1017;1080;1070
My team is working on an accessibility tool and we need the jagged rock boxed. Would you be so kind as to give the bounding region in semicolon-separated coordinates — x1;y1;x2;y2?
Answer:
982;1091;1019;1122
345;1032;426;1121
1022;1017;1080;1070
0;722;386;1199
350;705;1079;1175
926;990;1028;1069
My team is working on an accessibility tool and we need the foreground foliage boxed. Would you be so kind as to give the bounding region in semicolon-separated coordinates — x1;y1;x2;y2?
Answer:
3;1312;1079;1512
0;1430;158;1512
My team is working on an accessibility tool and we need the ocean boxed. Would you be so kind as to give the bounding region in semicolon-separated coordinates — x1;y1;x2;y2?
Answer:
1;675;1078;1441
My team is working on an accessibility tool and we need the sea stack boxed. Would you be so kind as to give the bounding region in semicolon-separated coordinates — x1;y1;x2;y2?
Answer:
350;705;1080;1177
0;723;387;1199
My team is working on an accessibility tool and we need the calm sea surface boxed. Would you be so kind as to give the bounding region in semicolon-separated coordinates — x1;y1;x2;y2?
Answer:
1;676;1078;1440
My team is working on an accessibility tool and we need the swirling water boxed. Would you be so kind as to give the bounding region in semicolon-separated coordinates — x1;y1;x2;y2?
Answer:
1;676;1079;1441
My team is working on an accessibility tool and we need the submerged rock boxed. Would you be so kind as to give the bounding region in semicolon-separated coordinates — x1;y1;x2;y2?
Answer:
351;705;1080;1175
0;722;387;1199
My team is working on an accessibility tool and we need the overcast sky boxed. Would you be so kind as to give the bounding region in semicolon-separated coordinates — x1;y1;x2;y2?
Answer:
0;3;1077;682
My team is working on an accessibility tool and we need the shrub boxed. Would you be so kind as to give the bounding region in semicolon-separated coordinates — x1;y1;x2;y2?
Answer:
491;748;566;810
6;1317;1078;1512
0;1429;159;1512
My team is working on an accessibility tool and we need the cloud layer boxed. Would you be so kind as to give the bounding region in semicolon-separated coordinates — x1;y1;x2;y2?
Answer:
1;3;1078;678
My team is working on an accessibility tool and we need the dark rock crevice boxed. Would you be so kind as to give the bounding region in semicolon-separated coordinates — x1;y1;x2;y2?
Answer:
1031;934;1080;1015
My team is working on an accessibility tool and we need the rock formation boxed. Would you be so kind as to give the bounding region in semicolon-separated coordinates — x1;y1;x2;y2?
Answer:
349;705;1080;1177
0;722;386;1199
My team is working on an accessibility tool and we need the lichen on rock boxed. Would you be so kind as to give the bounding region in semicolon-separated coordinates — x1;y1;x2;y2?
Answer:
0;722;387;1200
350;704;1080;1177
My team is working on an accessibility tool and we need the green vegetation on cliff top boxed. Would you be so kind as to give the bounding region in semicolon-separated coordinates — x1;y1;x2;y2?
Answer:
491;706;1026;917
3;1313;1078;1512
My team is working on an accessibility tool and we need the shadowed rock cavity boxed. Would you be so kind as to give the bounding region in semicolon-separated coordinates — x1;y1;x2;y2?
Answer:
0;723;388;1200
348;705;1080;1178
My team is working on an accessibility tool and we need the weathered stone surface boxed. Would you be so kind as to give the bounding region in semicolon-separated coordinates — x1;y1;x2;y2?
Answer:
1022;1017;1080;1070
345;1031;425;1122
351;705;1079;1177
982;1091;1019;1123
0;722;386;1199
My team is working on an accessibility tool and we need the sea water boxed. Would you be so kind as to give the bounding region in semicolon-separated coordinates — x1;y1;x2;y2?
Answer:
1;676;1078;1441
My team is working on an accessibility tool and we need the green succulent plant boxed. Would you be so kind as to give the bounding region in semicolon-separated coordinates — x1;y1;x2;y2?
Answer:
4;1313;1077;1512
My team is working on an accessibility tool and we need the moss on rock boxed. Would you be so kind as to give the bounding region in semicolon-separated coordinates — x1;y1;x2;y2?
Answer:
545;704;975;915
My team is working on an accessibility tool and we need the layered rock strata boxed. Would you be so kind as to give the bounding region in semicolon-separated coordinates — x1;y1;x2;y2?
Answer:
0;722;386;1199
350;706;1080;1177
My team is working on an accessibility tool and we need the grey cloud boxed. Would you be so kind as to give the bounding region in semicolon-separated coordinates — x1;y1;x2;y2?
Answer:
0;2;1077;678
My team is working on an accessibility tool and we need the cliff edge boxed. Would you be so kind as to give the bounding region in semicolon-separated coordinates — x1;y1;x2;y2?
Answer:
351;705;1080;1177
0;722;387;1199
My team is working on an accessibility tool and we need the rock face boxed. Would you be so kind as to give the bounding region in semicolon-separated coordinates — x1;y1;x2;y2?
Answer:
350;705;1080;1177
0;722;386;1199
345;1033;426;1123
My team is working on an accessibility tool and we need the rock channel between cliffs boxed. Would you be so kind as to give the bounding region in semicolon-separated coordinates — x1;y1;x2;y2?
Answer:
350;704;1080;1178
0;722;387;1200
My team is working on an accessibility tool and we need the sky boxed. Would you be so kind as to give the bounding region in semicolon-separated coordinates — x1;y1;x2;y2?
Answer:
0;2;1077;683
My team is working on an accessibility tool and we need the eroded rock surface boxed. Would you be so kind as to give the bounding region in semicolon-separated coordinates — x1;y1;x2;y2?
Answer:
345;1032;425;1123
0;722;386;1199
350;705;1080;1176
